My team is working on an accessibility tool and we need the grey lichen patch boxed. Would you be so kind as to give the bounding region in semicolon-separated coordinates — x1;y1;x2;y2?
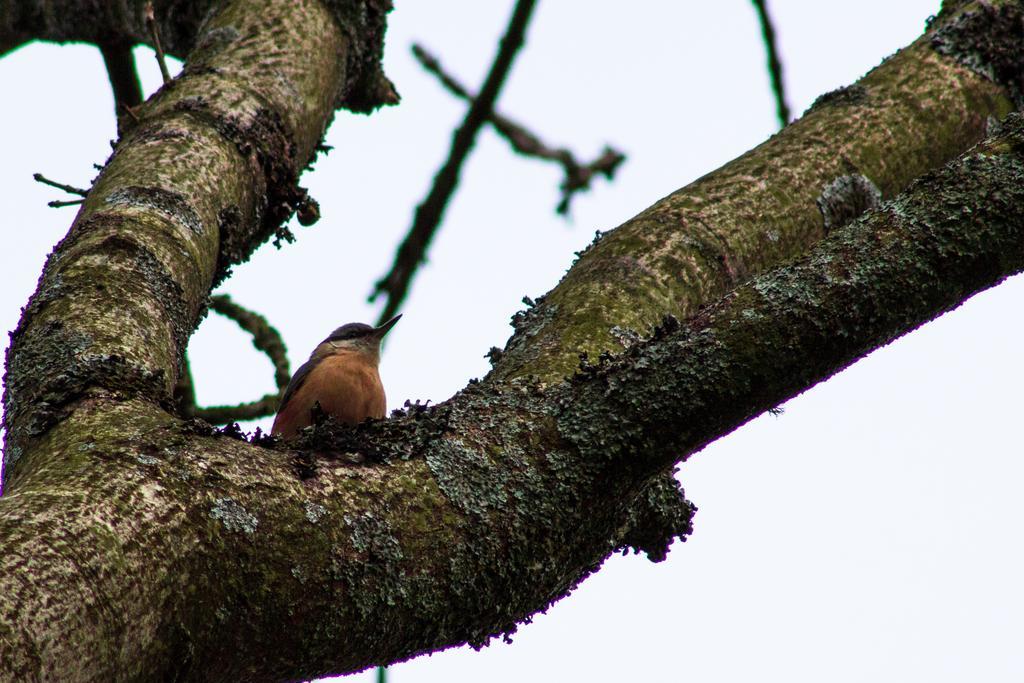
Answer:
816;174;882;234
987;115;1005;137
932;2;1024;105
609;325;641;349
304;501;327;524
106;186;205;235
345;512;403;561
336;511;409;618
291;565;308;584
210;497;258;536
3;314;172;478
136;454;159;466
425;438;509;521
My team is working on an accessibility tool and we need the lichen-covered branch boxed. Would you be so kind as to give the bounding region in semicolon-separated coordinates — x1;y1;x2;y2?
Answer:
493;0;1021;384
5;109;1024;680
3;1;1024;681
2;0;392;474
411;43;625;215
489;0;1022;558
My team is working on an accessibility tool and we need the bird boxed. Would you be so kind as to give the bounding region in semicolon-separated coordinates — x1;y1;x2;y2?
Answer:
271;315;401;439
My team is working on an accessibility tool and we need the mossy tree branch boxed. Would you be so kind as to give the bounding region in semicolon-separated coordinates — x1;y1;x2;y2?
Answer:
6;110;1024;680
492;0;1020;384
2;1;1024;681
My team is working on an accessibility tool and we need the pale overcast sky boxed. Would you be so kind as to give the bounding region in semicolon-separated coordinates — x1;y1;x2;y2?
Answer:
2;1;1023;681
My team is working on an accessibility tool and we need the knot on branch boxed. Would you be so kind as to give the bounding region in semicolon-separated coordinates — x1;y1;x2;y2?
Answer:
617;471;697;562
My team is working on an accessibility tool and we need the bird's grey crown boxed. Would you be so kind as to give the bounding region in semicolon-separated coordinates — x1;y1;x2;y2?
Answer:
324;322;375;343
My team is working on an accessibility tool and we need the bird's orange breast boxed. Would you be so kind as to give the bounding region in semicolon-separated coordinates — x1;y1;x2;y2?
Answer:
271;351;386;439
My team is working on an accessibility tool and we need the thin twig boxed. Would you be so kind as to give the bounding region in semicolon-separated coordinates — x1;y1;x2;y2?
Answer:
191;393;283;425
33;173;87;196
751;0;790;128
145;1;172;85
412;43;625;215
210;294;291;391
181;294;291;423
121;104;140;123
47;199;86;208
369;0;540;326
97;39;143;115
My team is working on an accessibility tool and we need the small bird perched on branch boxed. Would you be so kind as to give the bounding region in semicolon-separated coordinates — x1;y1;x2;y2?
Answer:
271;315;401;439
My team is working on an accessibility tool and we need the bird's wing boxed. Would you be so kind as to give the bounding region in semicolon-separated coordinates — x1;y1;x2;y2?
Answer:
277;356;318;413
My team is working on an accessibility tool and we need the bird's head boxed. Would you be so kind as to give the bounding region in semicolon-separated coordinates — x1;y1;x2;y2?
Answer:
316;314;401;363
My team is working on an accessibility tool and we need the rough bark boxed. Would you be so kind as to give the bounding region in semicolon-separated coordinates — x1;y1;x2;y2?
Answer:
493;0;1020;383
0;0;212;58
2;1;1024;681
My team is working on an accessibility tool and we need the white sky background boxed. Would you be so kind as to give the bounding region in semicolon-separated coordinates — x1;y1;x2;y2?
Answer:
2;0;1024;681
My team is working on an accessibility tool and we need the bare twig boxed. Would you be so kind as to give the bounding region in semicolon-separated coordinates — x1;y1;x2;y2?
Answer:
144;1;172;85
751;0;790;128
180;294;291;423
121;104;140;123
33;173;87;196
412;43;625;215
47;199;86;208
369;0;539;326
97;40;143;115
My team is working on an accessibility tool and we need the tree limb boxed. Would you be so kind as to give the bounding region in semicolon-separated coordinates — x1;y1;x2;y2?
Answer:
493;0;1020;383
2;1;1024;681
369;0;539;327
5;110;1024;680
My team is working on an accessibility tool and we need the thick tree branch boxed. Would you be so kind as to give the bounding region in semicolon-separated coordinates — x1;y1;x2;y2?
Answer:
411;43;626;215
490;0;1022;554
493;0;1020;384
2;0;392;474
3;1;1024;681
5;110;1024;680
369;0;538;326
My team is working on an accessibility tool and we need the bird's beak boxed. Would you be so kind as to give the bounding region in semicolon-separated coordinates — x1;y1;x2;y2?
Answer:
372;314;402;339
